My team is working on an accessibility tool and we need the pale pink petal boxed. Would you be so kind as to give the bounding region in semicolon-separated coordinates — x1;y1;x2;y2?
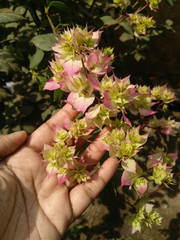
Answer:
122;159;136;174
44;79;60;90
92;30;103;46
151;101;158;107
46;166;58;177
139;108;156;116
63;59;82;77
147;152;163;169
136;181;148;195
121;170;131;187
85;104;101;119
52;43;60;53
103;91;116;109
141;133;149;145
66;92;95;113
88;74;101;90
126;87;136;97
169;152;178;161
57;174;68;185
160;126;172;135
54;53;61;61
87;52;99;68
122;110;132;127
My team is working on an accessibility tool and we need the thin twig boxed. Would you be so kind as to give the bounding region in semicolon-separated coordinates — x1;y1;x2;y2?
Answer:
45;7;57;34
100;2;150;30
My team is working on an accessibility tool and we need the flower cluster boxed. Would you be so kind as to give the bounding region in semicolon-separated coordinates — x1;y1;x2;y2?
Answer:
113;0;131;9
43;125;95;184
125;199;162;234
42;25;179;234
146;0;162;10
147;116;180;136
151;85;176;104
130;13;155;37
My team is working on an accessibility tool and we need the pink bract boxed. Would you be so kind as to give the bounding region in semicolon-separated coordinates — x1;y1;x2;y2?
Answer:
44;78;61;90
66;92;95;113
63;59;82;77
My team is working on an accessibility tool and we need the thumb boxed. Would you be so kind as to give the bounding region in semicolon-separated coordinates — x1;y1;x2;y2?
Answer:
0;131;27;157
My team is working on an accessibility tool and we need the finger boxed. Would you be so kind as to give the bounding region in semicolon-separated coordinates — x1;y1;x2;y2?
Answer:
79;126;110;166
69;157;118;220
27;104;79;152
0;131;27;157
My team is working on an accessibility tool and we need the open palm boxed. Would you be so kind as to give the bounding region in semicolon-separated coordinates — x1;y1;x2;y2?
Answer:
0;104;118;240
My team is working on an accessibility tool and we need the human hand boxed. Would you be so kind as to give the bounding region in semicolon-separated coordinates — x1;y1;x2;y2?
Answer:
0;104;118;240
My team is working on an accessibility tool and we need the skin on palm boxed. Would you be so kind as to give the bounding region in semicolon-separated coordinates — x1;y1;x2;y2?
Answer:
0;104;118;240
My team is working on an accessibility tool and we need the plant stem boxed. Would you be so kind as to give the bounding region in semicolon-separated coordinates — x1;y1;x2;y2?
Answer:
148;171;180;196
100;16;127;30
45;7;57;34
100;2;150;30
136;2;149;14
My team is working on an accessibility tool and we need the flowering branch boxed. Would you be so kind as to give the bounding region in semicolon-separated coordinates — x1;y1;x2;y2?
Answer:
42;25;179;235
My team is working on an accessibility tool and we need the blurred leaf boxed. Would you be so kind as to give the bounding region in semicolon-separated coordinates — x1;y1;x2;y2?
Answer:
22;124;36;134
20;0;40;26
120;22;134;35
0;88;11;101
119;32;134;42
12;125;21;132
48;1;69;16
134;52;144;62
5;105;17;115
164;19;175;32
100;15;116;25
54;88;63;102
41;105;55;121
166;19;173;26
29;48;44;69
166;0;176;6
15;50;25;61
20;105;34;117
28;92;43;102
84;0;94;6
0;8;25;23
36;76;48;91
30;33;58;51
0;49;19;73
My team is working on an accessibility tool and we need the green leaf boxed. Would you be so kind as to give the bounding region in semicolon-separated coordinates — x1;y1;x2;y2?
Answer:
120;22;134;35
100;15;116;25
36;76;48;91
166;0;176;6
119;32;134;42
30;33;58;51
165;19;173;26
29;48;44;69
54;88;63;102
134;52;143;62
48;1;69;16
0;8;25;23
